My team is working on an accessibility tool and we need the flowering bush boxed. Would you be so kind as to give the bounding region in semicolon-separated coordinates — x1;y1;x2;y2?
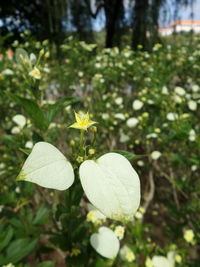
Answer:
0;33;200;266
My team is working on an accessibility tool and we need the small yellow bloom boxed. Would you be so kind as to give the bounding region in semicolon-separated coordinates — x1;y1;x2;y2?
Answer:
69;248;81;257
184;229;195;244
114;225;125;240
125;251;135;262
175;254;182;263
70;112;97;131
29;67;41;79
145;257;153;267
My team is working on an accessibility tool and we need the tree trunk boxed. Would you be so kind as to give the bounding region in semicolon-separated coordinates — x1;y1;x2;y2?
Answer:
132;0;149;50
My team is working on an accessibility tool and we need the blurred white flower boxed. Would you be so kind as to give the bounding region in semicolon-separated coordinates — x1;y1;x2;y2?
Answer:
137;160;144;167
174;86;185;96
120;132;130;143
126;117;139;128
90;226;120;259
191;84;199;92
166;113;178;121
102;113;109;120
29;67;41;79
120;245;135;262
1;69;14;75
152;251;175;267
132;100;144;110
189;129;196;142
12;114;26;128
146;133;158;139
25;141;34;149
114;113;125;120
162;86;169;95
151;151;161;160
188;100;197;111
191;165;197;171
11;126;20;135
115;97;123;105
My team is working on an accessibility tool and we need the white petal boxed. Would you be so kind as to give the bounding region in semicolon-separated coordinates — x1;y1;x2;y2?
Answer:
79;152;140;221
18;142;74;190
90;226;120;259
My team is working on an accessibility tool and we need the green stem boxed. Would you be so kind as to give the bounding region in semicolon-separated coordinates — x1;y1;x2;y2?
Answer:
79;130;84;156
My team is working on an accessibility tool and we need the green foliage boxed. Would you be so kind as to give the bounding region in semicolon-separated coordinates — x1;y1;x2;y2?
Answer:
0;34;200;266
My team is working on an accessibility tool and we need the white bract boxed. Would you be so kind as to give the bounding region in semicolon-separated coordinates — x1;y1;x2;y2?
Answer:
152;251;175;267
79;152;140;221
90;226;120;259
132;99;144;110
18;142;140;221
17;142;74;190
126;117;139;128
12;114;26;128
188;100;197;111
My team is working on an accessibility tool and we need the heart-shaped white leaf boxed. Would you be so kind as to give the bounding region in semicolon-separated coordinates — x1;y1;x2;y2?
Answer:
90;226;120;259
79;152;140;221
17;142;74;190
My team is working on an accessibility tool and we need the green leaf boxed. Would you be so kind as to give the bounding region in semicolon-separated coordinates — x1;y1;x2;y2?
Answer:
19;148;31;155
44;97;81;126
37;261;55;267
33;206;50;225
0;238;38;265
0;226;14;252
8;94;48;131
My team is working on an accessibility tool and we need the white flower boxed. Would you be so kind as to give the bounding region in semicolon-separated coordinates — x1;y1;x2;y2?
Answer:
137;160;144;167
102;113;109;120
114;113;125;120
120;132;130;143
189;129;196;142
191;165;197;171
12;114;26;128
1;69;14;75
120;245;135;262
90;227;120;259
25;141;33;149
191;84;199;92
166;113;178;121
115;97;123;105
146;133;158;139
11;126;20;135
188;100;197;111
174;86;185;96
29;67;41;79
126;117;139;128
152;251;175;267
151;151;161;160
132;100;144;110
162;86;169;95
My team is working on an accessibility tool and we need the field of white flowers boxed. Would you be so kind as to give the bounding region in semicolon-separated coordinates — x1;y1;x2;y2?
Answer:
0;31;200;267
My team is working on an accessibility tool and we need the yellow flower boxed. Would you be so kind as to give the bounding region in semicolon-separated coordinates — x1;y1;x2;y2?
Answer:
184;229;195;244
70;112;97;131
145;257;153;267
175;254;182;263
114;225;125;240
29;67;41;79
125;251;135;262
69;248;81;257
